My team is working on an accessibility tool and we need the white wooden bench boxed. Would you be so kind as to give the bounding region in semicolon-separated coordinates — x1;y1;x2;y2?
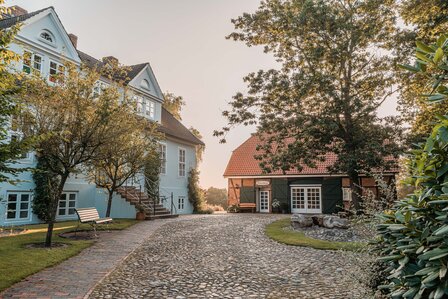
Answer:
75;207;113;237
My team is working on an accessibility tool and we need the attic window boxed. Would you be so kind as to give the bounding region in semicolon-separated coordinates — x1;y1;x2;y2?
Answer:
141;79;150;90
39;30;55;45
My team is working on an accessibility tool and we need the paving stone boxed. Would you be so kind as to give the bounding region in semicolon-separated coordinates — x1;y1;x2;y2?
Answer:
90;214;366;298
0;216;197;299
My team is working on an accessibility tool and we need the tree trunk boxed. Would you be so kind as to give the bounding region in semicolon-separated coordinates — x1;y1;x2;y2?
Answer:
349;174;363;212
106;189;114;217
45;173;69;247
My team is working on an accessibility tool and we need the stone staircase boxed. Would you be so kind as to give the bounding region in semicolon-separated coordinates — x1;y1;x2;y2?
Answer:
116;186;178;220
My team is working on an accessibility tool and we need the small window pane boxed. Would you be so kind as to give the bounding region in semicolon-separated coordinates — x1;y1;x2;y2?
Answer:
59;209;66;216
8;194;17;202
7;211;16;219
69;194;76;201
19;211;28;218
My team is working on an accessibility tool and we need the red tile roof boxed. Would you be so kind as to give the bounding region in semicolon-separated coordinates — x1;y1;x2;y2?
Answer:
223;135;398;177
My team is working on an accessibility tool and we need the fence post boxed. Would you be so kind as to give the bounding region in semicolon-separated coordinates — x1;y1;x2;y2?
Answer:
171;192;173;214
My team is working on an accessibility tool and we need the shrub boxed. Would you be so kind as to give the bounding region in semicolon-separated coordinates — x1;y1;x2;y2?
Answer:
375;37;448;298
227;204;240;213
204;203;224;212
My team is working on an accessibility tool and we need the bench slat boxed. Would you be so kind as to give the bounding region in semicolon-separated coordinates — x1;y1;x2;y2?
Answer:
75;207;111;224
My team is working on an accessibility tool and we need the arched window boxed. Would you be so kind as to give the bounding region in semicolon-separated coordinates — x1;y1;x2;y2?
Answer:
39;30;55;44
141;79;150;90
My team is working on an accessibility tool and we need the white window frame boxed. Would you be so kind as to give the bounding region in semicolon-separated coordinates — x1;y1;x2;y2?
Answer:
178;196;185;210
290;185;322;214
342;187;352;202
93;81;109;98
5;192;32;222
22;50;43;75
133;95;143;113
146;100;155;118
57;192;77;217
49;60;65;83
178;147;186;177
159;143;167;175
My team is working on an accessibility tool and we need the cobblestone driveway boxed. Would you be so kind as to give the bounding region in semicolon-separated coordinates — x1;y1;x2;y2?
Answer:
91;214;364;299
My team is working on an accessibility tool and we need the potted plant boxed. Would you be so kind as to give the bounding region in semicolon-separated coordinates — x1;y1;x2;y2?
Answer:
272;199;281;213
136;206;146;220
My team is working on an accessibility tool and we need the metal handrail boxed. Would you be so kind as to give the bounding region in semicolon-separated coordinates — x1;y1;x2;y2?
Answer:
122;184;154;217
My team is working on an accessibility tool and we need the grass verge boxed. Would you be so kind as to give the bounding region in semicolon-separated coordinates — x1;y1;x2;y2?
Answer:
265;218;366;251
0;219;138;292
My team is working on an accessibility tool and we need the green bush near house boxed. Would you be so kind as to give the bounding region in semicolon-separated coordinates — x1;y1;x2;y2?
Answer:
0;219;137;292
265;218;365;251
374;37;448;299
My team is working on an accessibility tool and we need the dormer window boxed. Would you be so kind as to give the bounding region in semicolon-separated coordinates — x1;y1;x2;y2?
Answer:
141;79;150;90
39;30;56;46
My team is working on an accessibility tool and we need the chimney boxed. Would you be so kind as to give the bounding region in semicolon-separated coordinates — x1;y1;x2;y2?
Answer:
102;56;119;65
9;6;28;17
68;33;78;48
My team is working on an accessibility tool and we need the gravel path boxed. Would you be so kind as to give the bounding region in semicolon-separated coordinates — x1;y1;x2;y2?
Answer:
90;214;365;299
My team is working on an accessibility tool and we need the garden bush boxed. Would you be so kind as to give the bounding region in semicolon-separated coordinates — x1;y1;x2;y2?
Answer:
375;36;448;298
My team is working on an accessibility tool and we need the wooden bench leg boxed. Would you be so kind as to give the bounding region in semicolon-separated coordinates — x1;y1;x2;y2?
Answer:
75;220;81;236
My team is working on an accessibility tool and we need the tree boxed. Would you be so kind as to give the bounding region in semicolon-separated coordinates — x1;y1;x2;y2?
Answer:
204;187;228;209
215;0;403;210
395;0;448;142
0;2;33;183
162;91;205;165
187;168;205;212
162;92;185;120
189;126;205;164
376;36;448;299
21;63;123;247
88;111;159;217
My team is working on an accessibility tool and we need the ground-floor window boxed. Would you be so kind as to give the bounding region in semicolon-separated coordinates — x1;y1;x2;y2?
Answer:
291;186;322;213
6;192;31;221
58;192;77;216
178;196;185;210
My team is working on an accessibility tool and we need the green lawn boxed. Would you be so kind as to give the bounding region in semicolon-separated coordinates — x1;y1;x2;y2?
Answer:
0;219;138;292
265;218;365;251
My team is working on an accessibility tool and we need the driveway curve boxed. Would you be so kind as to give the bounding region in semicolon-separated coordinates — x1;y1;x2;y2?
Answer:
90;214;364;299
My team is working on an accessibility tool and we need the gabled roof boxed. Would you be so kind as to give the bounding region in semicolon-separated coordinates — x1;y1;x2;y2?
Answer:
77;50;150;85
159;108;204;146
223;135;398;177
0;6;51;29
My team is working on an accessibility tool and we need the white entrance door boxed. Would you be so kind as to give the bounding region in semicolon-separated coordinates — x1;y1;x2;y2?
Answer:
259;191;270;213
291;186;322;213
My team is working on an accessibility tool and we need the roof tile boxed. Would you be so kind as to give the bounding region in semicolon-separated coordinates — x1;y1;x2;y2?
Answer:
224;135;398;177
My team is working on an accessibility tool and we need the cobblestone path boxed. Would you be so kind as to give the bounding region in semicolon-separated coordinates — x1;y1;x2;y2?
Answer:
91;214;364;299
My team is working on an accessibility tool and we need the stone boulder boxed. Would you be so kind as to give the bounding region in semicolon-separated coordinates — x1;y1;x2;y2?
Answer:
322;215;349;229
291;214;313;228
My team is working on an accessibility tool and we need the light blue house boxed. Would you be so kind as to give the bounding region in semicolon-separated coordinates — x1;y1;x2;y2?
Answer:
0;6;204;226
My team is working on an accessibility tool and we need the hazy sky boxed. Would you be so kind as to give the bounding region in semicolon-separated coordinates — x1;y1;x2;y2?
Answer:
6;0;398;188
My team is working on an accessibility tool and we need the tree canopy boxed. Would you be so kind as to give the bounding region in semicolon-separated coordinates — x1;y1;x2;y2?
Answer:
215;0;403;208
0;2;33;183
396;0;448;141
21;63;126;246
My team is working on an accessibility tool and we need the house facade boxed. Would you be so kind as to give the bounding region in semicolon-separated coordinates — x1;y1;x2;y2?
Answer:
224;135;397;214
0;6;203;226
